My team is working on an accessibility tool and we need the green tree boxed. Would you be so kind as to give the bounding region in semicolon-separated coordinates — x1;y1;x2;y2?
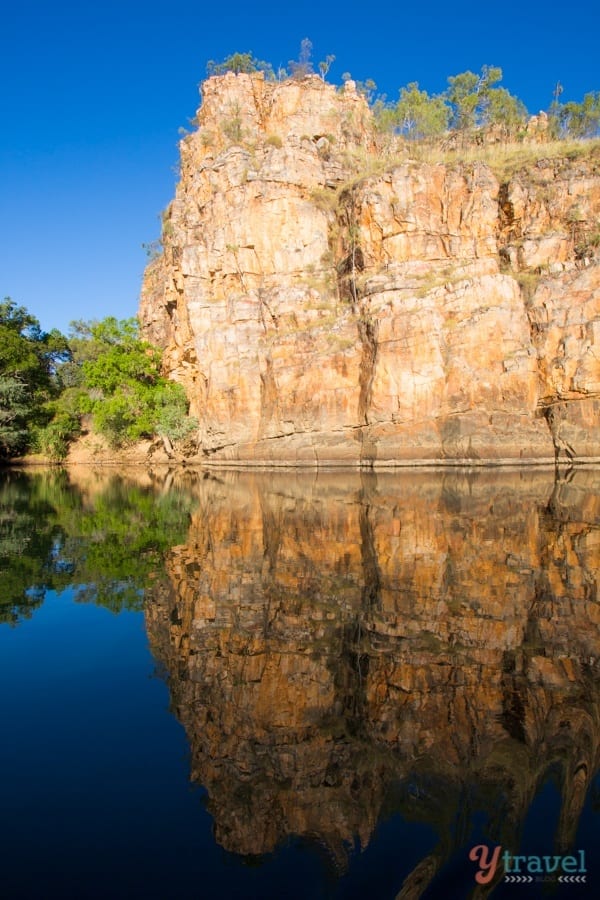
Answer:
486;86;528;133
318;54;335;82
0;298;69;459
560;92;600;138
34;407;81;461
76;317;197;451
206;52;274;79
393;82;450;139
0;377;30;458
445;65;526;133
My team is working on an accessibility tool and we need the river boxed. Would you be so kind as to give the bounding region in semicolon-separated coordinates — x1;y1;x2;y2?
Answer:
1;466;598;898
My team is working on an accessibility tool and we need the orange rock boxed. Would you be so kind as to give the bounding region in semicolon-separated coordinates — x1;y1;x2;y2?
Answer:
139;74;600;464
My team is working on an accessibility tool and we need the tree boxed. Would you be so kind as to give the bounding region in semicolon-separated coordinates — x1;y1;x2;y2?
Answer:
75;317;197;451
32;316;197;459
0;298;69;459
318;54;335;82
547;82;564;139
393;82;450;139
206;52;274;79
445;65;526;133
0;377;30;457
446;69;484;130
289;38;314;80
560;92;600;138
486;86;528;133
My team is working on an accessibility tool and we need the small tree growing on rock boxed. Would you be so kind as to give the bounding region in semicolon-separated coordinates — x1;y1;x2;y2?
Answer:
206;52;274;79
289;38;314;79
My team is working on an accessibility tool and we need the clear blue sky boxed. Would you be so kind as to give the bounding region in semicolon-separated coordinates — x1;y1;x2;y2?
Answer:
1;0;598;336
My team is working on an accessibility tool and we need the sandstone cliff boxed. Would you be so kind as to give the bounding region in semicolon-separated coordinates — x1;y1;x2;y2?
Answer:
139;73;600;465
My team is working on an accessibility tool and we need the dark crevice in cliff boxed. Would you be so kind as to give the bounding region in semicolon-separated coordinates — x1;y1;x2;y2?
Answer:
356;316;379;465
497;181;522;247
357;317;378;425
336;187;365;308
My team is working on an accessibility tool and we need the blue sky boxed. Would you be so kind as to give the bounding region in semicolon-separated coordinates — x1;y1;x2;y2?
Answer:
1;0;598;336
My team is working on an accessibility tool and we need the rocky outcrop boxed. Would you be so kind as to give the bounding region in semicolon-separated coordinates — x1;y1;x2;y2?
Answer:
139;73;600;465
144;469;600;884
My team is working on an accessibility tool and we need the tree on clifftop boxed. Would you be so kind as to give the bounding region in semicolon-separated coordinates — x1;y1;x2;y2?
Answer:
206;52;274;79
445;66;527;132
559;91;600;138
288;38;314;79
378;82;449;139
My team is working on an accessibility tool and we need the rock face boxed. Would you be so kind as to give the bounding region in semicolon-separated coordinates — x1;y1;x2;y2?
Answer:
144;469;600;887
139;73;600;465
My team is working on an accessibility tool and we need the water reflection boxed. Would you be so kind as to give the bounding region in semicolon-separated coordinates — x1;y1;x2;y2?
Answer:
1;466;599;897
0;467;194;623
143;468;600;895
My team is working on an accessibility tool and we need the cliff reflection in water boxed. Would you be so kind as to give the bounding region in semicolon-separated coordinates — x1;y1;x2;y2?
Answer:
145;468;600;893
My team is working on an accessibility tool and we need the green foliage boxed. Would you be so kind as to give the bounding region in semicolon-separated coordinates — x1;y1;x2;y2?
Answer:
222;115;243;144
0;470;196;624
80;318;161;395
154;383;198;443
11;313;197;459
485;86;528;132
0;471;61;624
206;52;274;79
318;54;335;82
446;68;490;130
387;82;450;139
444;65;526;132
0;298;70;459
54;476;196;611
559;92;600;138
0;376;30;457
371;68;526;141
72;317;196;450
34;410;81;461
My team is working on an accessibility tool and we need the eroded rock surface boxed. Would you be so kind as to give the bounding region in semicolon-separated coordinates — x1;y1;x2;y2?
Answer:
140;73;600;464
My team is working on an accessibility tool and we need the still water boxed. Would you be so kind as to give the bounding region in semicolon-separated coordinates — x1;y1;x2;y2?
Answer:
1;466;599;899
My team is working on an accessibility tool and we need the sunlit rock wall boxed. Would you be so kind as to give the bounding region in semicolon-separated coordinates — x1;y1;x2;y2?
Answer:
140;73;600;464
